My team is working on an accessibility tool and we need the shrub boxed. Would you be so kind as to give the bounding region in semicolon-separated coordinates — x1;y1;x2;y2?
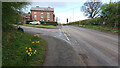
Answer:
26;20;33;24
40;21;58;26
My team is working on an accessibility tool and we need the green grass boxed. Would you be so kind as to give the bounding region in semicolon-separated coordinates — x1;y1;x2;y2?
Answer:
74;25;119;34
22;24;56;28
2;28;47;66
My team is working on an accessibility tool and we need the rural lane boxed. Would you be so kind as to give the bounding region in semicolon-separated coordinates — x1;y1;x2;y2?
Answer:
20;25;118;66
60;26;118;66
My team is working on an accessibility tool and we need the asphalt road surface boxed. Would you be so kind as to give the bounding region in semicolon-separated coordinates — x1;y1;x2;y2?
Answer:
20;25;118;66
60;26;118;66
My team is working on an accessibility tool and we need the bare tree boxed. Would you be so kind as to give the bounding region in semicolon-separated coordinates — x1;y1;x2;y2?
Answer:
81;0;102;18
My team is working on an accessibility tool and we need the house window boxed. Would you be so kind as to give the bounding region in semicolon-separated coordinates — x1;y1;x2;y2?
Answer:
47;13;50;19
34;12;36;17
33;12;37;20
41;13;43;18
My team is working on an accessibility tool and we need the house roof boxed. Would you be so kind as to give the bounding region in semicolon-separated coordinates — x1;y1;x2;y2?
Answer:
30;6;54;11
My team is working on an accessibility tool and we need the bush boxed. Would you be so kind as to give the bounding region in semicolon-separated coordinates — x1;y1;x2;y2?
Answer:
26;20;33;24
40;21;58;26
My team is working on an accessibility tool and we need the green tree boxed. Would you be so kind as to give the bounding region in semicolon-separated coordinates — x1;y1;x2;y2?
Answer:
2;2;30;30
100;2;119;28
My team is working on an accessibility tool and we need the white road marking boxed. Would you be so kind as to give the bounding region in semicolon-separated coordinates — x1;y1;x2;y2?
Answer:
59;29;70;41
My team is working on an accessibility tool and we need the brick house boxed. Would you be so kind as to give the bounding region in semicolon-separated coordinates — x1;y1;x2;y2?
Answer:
30;6;55;22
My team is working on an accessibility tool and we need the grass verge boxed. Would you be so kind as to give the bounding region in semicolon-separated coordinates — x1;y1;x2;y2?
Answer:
21;24;56;28
74;25;119;34
2;28;47;66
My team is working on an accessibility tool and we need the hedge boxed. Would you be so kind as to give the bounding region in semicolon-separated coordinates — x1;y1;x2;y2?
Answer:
26;20;33;24
40;21;58;26
26;21;58;26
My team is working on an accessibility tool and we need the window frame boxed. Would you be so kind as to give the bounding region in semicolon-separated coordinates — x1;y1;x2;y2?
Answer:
47;13;50;19
41;13;43;18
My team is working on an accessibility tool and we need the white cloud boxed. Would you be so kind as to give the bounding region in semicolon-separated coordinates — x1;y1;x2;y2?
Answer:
55;12;88;24
30;0;87;2
1;0;118;3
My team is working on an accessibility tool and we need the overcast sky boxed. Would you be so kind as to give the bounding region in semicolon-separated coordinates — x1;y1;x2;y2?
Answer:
22;0;118;24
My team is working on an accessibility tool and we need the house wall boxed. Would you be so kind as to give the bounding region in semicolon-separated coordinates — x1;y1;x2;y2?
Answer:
31;10;54;21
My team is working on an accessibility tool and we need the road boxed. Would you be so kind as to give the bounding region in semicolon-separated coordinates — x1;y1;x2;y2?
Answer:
61;26;118;66
20;25;118;66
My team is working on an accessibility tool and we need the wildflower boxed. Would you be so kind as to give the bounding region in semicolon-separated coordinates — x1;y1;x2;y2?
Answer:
34;34;39;37
29;54;31;56
37;41;39;43
29;48;31;50
26;50;28;52
30;49;32;52
36;41;39;43
34;35;36;36
34;52;36;54
28;52;30;55
25;47;27;49
35;50;37;52
32;42;34;43
37;34;39;37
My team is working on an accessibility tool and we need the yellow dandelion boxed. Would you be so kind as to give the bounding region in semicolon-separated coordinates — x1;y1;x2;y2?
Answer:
28;52;30;55
32;42;34;43
25;47;27;49
29;48;31;49
29;54;31;56
35;50;36;52
30;49;32;52
34;35;36;36
37;35;39;37
26;50;28;52
34;52;36;54
36;41;39;43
